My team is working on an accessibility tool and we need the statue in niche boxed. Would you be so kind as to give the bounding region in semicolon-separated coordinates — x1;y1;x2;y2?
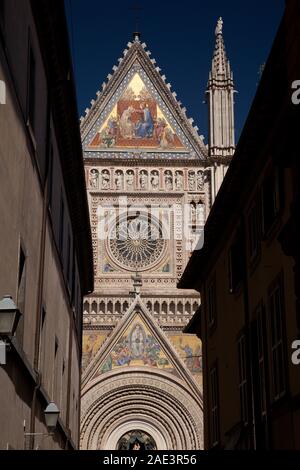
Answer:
204;169;211;184
175;171;183;190
151;171;159;190
101;170;110;190
190;203;196;224
196;202;205;226
140;171;148;190
188;172;196;191
115;170;123;190
89;169;99;188
197;171;204;191
126;171;134;190
164;171;173;190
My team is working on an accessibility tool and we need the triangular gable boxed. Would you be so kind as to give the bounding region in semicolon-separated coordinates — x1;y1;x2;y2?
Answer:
88;73;186;152
82;295;201;395
80;37;208;160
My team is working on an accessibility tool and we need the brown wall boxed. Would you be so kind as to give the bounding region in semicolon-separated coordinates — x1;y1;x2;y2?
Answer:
0;0;89;449
200;161;298;449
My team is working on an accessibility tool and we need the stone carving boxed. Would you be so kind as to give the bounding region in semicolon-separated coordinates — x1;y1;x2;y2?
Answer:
139;170;148;190
150;171;159;190
108;214;165;271
80;371;203;450
164;171;173;190
188;171;196;191
197;170;204;191
126;170;134;190
89;169;99;188
115;170;124;190
101;170;110;190
204;169;211;184
196;202;205;226
190;203;196;225
215;17;223;36
175;171;183;190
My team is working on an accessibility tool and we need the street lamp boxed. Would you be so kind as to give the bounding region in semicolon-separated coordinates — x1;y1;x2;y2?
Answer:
0;295;21;365
0;295;21;336
24;401;60;449
44;402;60;432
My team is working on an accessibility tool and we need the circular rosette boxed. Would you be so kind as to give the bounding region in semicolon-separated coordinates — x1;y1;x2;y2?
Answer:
107;214;166;271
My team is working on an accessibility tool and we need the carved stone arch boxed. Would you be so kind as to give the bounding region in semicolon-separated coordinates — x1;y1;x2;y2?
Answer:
99;300;105;314
185;302;191;315
80;369;203;450
169;301;175;314
83;300;90;314
91;301;97;314
107;300;113;314
115;301;121;314
153;300;160;315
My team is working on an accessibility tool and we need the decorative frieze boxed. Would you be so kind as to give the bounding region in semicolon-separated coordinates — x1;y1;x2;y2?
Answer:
87;166;207;193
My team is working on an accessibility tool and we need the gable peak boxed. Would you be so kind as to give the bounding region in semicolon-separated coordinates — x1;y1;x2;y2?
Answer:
80;36;208;156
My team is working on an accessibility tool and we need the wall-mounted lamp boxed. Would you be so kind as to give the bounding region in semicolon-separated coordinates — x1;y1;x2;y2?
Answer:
0;295;21;365
24;401;60;449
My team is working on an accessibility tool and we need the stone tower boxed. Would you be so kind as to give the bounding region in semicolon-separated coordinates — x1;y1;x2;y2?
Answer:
207;17;236;202
80;21;235;450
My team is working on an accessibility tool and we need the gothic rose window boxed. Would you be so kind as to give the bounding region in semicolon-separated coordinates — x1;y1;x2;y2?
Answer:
108;214;166;271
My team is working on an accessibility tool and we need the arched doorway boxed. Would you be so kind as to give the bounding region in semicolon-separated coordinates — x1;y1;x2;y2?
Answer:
80;369;203;450
117;430;157;450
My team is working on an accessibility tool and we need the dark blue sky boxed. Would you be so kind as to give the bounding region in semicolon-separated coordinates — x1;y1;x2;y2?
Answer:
65;0;284;142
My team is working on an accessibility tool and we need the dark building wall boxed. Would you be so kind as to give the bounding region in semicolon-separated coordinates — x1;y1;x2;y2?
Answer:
179;0;300;450
0;0;93;449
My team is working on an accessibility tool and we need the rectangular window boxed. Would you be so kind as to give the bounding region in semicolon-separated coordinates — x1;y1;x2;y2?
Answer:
237;334;249;424
16;244;26;343
209;365;220;447
52;337;59;400
256;304;267;416
27;40;36;130
59;193;65;255
262;169;280;235
228;230;244;293
38;307;46;373
248;197;261;260
269;275;286;400
207;277;217;330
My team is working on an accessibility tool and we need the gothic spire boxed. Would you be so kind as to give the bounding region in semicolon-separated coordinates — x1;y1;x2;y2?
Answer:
206;17;236;202
210;17;233;83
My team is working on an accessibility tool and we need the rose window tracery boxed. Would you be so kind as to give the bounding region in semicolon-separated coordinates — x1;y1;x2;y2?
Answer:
108;214;166;271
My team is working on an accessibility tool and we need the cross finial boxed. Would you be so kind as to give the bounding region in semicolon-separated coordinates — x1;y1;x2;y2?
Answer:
130;3;143;41
215;17;223;36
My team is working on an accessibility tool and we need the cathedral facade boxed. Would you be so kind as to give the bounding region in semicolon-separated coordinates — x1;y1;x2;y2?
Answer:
80;19;235;450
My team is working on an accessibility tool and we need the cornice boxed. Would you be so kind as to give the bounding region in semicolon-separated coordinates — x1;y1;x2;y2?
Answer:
84;157;212;167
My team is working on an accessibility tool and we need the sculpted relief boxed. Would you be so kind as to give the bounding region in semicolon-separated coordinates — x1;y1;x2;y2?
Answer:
88;167;208;192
